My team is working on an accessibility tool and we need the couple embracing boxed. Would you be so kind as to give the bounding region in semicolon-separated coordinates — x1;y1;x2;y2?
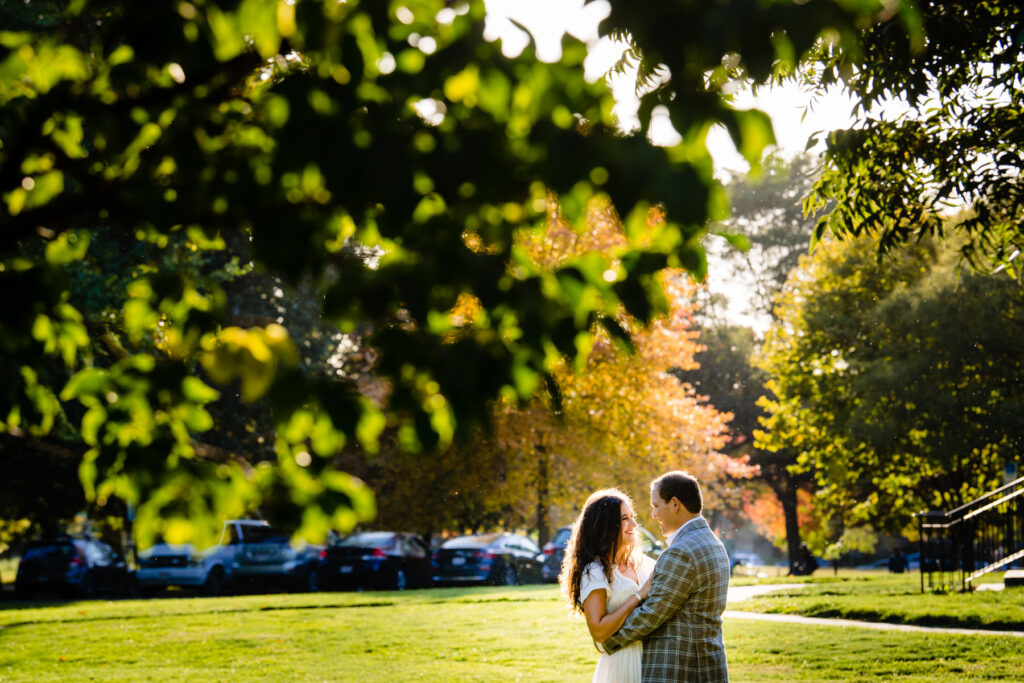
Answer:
560;471;730;683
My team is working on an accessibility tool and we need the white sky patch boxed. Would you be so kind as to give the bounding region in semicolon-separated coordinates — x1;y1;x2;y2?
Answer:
485;0;857;163
413;98;447;126
483;0;865;332
484;0;608;62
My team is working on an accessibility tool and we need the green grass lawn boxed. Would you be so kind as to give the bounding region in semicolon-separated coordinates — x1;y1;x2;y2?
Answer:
2;582;1023;681
732;571;1024;630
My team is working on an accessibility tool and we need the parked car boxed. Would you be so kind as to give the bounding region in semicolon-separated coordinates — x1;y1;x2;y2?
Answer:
227;522;322;593
540;525;664;583
433;533;544;586
137;520;320;596
15;536;135;599
540;526;575;583
136;541;231;596
318;532;432;591
856;552;934;572
730;551;765;574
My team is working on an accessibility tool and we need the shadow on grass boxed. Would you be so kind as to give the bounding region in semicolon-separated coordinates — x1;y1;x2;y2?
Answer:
0;583;557;634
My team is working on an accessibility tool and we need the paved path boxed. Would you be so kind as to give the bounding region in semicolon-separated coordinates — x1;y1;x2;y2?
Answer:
727;583;809;603
724;582;1024;637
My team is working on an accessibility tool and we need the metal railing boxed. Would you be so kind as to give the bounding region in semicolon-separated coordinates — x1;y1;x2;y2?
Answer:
915;475;1024;592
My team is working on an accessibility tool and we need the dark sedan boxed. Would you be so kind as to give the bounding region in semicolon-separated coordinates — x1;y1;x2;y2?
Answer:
432;533;543;586
318;532;432;591
15;537;135;598
541;524;664;582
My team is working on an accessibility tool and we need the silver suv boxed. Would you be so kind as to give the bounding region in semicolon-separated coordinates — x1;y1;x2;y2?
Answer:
136;520;321;595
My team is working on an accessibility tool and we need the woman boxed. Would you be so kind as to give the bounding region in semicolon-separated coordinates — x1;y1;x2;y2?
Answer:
560;488;655;683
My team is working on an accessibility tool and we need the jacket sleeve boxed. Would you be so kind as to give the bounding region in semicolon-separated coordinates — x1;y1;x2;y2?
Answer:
602;546;694;654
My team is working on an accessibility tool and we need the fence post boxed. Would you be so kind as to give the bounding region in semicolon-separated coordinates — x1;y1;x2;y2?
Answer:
918;512;924;594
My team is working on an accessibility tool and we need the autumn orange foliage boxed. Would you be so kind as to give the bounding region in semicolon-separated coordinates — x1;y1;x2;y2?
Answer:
740;485;822;546
485;195;751;537
359;194;751;541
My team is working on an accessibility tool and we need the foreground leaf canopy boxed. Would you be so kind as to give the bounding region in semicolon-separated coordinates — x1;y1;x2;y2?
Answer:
807;1;1024;276
0;0;889;544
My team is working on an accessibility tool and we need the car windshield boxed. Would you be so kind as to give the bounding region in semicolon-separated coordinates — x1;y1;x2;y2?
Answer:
442;533;503;549
339;532;394;548
23;543;76;560
552;528;573;546
241;525;289;543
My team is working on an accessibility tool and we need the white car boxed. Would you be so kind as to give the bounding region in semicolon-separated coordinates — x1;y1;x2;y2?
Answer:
730;552;765;575
136;541;232;595
137;520;308;595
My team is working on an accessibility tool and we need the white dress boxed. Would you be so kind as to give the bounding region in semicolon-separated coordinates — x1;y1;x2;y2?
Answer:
579;555;656;683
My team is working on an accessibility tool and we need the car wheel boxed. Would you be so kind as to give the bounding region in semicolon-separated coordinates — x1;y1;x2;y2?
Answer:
140;585;161;598
501;565;517;586
394;568;407;591
202;567;225;597
81;572;96;598
305;568;320;593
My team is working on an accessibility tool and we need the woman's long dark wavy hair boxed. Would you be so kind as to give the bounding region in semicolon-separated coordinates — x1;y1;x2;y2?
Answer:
559;488;639;615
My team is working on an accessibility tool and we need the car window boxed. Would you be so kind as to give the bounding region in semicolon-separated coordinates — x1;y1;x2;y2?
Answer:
442;533;502;549
242;525;288;543
23;543;75;560
340;532;395;548
553;528;573;546
401;537;427;558
518;537;539;554
77;541;95;562
641;534;655;555
97;542;119;562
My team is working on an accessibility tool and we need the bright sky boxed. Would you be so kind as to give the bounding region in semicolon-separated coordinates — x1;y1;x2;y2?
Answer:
483;0;858;169
481;0;861;331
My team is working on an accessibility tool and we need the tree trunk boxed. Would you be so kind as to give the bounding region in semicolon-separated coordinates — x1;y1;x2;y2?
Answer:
536;445;550;548
773;476;802;574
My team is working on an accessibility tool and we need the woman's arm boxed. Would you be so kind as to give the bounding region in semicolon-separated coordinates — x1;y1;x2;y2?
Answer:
582;588;644;644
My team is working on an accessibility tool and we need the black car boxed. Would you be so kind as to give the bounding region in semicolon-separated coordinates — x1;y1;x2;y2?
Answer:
432;533;544;586
318;532;432;591
540;525;664;582
15;537;135;598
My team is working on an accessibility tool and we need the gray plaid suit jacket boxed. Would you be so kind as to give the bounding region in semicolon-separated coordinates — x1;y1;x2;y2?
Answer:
602;517;730;682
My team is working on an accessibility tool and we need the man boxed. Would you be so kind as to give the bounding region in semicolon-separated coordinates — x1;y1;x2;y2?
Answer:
600;471;731;682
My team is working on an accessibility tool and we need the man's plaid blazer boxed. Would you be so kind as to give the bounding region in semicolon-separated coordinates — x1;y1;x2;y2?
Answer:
602;517;731;682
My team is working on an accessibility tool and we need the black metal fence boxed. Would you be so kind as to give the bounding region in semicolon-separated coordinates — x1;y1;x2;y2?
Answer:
915;475;1024;592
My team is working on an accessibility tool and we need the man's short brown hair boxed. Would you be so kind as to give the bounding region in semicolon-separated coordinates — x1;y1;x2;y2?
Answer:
652;471;702;514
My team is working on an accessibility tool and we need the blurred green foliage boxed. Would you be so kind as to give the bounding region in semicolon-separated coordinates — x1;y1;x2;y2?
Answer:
756;234;1024;533
0;0;888;547
806;1;1024;277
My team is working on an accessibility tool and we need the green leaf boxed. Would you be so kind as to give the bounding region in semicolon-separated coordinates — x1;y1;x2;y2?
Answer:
716;231;752;252
181;376;221;404
44;229;90;265
726;109;776;169
60;367;110;402
81;405;107;445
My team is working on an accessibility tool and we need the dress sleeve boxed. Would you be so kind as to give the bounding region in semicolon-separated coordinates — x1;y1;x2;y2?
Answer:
578;562;610;607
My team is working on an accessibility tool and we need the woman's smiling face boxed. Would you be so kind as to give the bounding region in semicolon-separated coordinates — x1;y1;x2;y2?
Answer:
618;501;639;550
